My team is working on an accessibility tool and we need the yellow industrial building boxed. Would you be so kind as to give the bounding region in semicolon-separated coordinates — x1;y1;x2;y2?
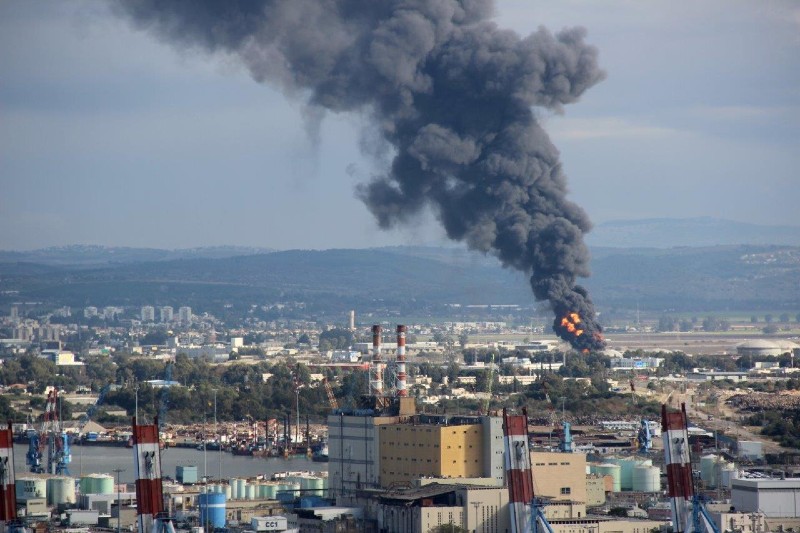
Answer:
379;423;485;487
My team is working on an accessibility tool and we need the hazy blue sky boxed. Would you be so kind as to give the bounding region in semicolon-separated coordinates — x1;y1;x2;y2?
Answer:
1;0;798;251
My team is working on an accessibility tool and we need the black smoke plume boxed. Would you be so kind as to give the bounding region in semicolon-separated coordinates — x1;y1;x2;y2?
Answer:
114;0;606;351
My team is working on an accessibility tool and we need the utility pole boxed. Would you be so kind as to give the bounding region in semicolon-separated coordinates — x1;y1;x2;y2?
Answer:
113;468;125;533
213;389;221;481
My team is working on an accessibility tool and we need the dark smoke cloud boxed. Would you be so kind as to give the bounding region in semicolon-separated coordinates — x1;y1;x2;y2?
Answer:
114;0;606;351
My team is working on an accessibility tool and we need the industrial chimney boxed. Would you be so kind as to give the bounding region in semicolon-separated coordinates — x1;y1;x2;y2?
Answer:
369;325;383;397
396;325;407;397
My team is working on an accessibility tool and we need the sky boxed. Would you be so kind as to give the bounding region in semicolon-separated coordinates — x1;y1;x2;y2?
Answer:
1;0;798;251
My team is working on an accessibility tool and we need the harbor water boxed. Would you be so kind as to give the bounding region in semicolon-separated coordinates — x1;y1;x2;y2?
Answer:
12;444;323;485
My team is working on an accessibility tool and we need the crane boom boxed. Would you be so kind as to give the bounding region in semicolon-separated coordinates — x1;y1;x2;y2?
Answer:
323;378;338;410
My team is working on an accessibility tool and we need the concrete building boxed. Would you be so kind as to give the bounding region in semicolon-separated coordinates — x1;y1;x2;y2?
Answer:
160;306;174;323
84;306;98;318
731;478;800;518
328;403;504;504
586;475;607;507
378;415;504;488
141;305;155;322
178;306;193;325
377;484;508;533
530;451;588;504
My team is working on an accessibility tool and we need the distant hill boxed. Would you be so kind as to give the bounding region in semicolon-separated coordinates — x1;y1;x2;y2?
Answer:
1;243;798;314
0;245;273;266
587;217;800;248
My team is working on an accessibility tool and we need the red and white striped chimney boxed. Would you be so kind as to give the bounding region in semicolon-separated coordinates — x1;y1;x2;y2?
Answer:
396;325;407;397
369;325;383;397
0;422;17;524
662;403;694;533
133;417;165;533
503;408;534;533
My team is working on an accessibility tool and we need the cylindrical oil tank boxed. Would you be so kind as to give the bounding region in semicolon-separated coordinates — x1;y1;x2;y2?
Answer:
721;466;739;489
303;477;324;497
700;455;720;488
632;465;660;492
263;483;277;499
606;458;629;490
592;464;621;492
236;479;246;500
224;484;232;499
47;476;76;505
93;474;114;495
78;476;91;495
614;457;653;491
198;492;226;529
245;484;255;500
228;478;239;499
16;477;47;501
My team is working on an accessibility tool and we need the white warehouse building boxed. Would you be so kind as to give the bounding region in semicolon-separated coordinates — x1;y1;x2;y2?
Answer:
731;478;800;517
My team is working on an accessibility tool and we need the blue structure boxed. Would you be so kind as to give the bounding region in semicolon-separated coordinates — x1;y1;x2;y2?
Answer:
26;434;42;473
559;422;573;453
637;419;652;453
199;492;226;529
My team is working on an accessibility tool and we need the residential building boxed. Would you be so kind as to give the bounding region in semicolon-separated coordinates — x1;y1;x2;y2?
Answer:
178;306;192;325
160;306;174;323
141;306;155;322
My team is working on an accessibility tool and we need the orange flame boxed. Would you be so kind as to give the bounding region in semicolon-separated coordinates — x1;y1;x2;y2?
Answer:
561;313;583;336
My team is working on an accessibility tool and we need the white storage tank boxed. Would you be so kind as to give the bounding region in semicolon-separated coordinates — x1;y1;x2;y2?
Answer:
47;476;77;505
16;477;47;501
237;479;247;500
78;474;112;495
591;464;621;493
302;477;324;497
262;483;277;499
632;465;660;492
613;457;653;491
224;484;232;499
245;484;255;500
700;455;722;488
229;478;240;500
720;466;739;489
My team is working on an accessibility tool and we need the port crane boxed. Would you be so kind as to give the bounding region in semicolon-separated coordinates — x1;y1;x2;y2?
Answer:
662;403;720;533
503;408;555;533
26;389;70;475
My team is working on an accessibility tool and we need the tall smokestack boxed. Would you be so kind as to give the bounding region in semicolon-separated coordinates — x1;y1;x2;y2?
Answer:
114;1;607;350
396;325;407;397
503;408;534;533
662;403;694;533
370;325;383;397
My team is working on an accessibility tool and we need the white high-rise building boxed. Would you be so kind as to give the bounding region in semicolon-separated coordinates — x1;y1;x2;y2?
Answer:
84;306;98;319
160;306;174;323
9;306;19;322
178;306;192;325
141;306;155;322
